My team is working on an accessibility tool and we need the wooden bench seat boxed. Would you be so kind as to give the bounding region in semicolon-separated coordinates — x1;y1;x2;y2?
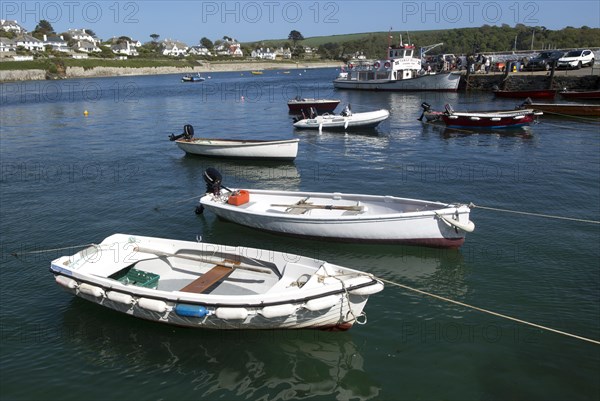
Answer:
180;265;233;294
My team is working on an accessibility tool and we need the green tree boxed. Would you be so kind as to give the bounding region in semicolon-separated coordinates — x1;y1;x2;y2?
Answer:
200;37;213;49
150;33;160;42
288;30;304;47
32;19;55;39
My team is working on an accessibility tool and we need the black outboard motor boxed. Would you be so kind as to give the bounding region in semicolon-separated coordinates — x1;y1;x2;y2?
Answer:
418;102;432;121
169;124;195;141
203;167;222;195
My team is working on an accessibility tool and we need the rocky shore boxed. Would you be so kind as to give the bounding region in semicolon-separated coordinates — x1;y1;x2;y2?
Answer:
0;61;343;82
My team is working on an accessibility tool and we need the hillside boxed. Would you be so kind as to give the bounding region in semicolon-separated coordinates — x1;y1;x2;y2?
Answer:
247;25;600;59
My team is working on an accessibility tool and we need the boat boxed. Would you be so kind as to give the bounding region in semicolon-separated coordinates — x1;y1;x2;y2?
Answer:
169;124;299;160
198;168;475;248
287;97;341;113
251;71;263;75
182;73;205;82
519;99;600;117
50;233;384;330
293;106;389;131
559;89;600;100
422;103;543;128
333;39;460;92
493;89;557;99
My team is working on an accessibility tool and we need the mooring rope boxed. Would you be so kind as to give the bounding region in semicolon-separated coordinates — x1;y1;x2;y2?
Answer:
378;277;600;345
10;243;95;257
469;203;600;224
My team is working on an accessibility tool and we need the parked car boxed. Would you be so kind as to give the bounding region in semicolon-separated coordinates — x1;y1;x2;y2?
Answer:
557;49;595;69
524;51;566;71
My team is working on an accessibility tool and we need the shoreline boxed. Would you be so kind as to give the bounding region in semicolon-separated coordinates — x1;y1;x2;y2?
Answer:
0;61;344;82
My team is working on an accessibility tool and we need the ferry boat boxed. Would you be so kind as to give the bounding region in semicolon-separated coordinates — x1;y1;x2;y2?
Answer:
333;42;460;92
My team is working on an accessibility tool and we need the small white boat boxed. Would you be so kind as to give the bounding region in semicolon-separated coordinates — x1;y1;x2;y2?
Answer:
50;234;384;330
169;124;299;160
198;170;475;248
293;107;389;131
175;138;299;160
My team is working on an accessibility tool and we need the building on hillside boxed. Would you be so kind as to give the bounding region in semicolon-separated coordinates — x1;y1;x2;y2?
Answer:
42;34;69;52
0;37;16;53
72;40;101;53
188;45;212;56
67;28;101;45
111;41;139;56
275;47;292;59
13;33;44;51
251;47;276;60
162;39;188;56
0;19;26;34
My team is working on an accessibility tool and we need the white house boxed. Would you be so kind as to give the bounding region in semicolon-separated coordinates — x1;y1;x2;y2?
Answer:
42;34;69;53
251;47;276;60
0;20;25;34
73;40;101;53
275;47;292;59
67;28;100;45
14;34;44;51
0;37;16;52
162;40;188;56
111;41;138;56
188;45;212;56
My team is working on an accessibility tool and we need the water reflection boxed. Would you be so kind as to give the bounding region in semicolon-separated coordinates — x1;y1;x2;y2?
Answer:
61;304;381;400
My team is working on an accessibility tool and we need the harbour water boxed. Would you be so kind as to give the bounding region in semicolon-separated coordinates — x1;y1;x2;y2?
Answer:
1;68;599;400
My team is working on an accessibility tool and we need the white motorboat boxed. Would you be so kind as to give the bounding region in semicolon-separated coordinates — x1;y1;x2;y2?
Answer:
169;124;299;160
50;234;384;330
333;40;460;92
293;107;389;131
198;170;475;248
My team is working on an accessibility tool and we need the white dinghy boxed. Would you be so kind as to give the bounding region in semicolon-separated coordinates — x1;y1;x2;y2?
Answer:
293;105;389;131
50;234;384;330
198;169;475;248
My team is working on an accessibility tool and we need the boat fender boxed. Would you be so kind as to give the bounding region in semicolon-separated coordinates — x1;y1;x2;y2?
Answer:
384;61;391;68
305;295;339;311
78;283;105;298
56;275;78;290
373;61;381;69
138;297;168;313
175;303;209;318
216;307;248;320
436;213;476;233
260;303;296;318
349;281;385;296
348;63;354;69
107;291;135;305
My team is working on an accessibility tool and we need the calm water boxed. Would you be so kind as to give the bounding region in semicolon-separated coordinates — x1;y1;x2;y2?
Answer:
1;68;599;401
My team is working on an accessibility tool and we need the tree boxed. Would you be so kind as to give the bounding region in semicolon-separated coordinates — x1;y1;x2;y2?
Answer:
150;33;160;42
32;19;55;39
288;30;304;47
200;37;213;49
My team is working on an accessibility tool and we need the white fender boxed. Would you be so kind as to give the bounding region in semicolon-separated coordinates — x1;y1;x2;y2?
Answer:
260;304;296;318
56;275;78;289
78;283;105;298
138;297;167;313
349;281;385;295
216;307;248;320
107;291;135;305
436;212;476;233
305;295;339;311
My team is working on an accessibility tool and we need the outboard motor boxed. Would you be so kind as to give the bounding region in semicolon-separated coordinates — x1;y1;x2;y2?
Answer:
203;167;222;195
169;124;195;141
418;102;432;121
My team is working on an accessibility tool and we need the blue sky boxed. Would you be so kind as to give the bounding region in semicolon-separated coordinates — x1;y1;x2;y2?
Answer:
3;1;599;44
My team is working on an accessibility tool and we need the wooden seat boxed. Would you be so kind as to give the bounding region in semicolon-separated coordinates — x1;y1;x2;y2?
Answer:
180;265;233;294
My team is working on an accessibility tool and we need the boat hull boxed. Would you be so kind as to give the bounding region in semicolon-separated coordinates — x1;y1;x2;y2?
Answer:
333;72;460;92
559;90;600;100
50;234;383;330
175;138;299;160
200;189;474;248
493;89;556;99
524;103;600;117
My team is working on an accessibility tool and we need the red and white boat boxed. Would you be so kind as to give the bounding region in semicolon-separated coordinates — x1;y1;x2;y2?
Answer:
422;104;543;128
287;97;340;113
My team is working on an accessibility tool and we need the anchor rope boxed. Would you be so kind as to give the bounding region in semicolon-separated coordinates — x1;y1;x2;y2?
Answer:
10;243;95;257
378;277;600;345
469;203;600;224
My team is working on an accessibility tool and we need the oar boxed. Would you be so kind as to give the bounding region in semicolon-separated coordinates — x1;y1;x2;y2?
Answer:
134;246;272;274
271;203;364;212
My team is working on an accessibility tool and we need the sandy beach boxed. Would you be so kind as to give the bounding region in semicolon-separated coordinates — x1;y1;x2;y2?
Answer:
0;60;344;82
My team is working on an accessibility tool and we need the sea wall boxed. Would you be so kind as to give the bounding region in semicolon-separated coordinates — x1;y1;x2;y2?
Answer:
464;73;600;91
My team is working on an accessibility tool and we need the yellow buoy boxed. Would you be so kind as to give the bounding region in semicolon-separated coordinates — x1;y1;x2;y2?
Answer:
83;110;89;116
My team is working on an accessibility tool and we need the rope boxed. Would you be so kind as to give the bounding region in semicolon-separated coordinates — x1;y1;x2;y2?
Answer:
11;243;95;257
469;203;600;224
379;277;600;345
